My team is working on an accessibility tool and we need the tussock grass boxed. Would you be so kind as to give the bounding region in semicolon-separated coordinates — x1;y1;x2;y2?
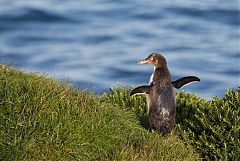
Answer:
103;83;240;160
176;90;240;160
0;65;198;161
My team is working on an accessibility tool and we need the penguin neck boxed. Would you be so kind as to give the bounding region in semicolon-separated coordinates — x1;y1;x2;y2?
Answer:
154;64;168;73
152;64;171;85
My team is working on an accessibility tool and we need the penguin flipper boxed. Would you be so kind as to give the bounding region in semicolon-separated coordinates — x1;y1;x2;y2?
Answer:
130;86;150;96
172;76;200;89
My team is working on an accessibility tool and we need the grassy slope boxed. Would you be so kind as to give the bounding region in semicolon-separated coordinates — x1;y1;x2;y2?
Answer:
102;82;240;160
0;65;198;161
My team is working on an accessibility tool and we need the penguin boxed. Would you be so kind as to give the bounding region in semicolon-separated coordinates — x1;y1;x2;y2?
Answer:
130;53;200;136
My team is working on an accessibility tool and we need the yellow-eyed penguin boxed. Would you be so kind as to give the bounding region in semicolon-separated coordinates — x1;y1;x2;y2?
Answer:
130;53;200;135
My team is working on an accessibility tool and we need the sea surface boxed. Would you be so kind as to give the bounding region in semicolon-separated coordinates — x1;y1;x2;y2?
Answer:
0;0;239;99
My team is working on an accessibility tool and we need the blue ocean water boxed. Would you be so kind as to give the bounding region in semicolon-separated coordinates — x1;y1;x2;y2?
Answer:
0;0;239;99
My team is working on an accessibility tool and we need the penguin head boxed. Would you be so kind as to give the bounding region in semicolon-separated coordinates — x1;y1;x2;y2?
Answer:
138;53;167;68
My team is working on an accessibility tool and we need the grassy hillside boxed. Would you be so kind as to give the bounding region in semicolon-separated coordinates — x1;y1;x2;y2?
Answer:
1;64;239;160
102;84;240;160
0;64;198;160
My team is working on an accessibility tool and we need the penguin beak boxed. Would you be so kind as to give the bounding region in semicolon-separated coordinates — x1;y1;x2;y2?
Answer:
138;59;151;64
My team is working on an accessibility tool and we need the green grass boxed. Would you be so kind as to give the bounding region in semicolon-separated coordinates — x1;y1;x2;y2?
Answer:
176;90;240;160
1;64;239;160
102;83;240;160
0;65;198;160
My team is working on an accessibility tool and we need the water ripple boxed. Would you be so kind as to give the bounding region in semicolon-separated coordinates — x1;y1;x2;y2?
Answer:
167;7;240;25
0;8;74;23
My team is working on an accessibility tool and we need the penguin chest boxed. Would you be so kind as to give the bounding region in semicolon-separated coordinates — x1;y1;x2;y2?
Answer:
149;73;154;84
